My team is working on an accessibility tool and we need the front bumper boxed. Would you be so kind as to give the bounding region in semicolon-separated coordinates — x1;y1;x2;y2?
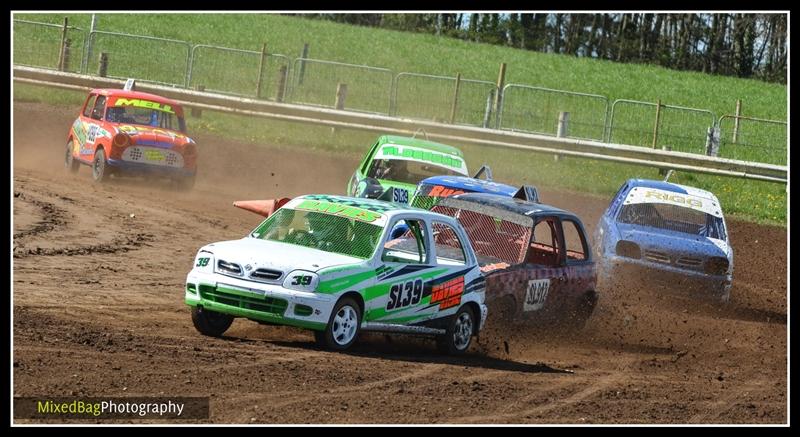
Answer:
107;158;196;178
600;255;731;300
185;271;334;331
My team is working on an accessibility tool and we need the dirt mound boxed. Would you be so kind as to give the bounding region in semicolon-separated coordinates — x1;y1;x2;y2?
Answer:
12;101;787;423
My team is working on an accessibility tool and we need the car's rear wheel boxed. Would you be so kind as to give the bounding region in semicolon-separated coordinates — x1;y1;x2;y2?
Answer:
65;140;79;173
437;305;475;355
92;148;109;183
191;306;234;337
315;297;361;351
176;173;196;191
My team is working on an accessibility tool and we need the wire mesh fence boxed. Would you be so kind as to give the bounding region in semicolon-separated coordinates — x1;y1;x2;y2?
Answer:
717;115;787;165
608;100;716;155
287;58;393;114
188;45;291;99
391;73;496;127
497;85;609;141
12;18;787;166
84;31;192;87
13;19;86;73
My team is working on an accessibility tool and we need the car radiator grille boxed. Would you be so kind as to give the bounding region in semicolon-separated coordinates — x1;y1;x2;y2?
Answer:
198;284;288;315
217;259;242;276
675;257;703;269
250;268;283;281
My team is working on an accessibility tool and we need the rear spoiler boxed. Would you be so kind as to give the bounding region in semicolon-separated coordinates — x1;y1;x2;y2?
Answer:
513;185;540;203
472;165;493;181
232;198;291;218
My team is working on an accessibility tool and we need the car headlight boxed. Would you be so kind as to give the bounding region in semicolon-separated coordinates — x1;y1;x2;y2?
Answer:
283;270;319;292
193;250;214;272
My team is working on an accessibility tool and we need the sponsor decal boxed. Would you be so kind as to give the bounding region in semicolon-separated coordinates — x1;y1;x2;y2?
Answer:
112;98;175;114
294;199;383;223
118;124;185;139
144;149;165;161
427;185;465;198
523;279;550;312
645;190;702;208
377;145;464;170
430;276;464;310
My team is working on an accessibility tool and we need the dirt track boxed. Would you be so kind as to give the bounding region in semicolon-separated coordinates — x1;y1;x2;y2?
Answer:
12;102;787;424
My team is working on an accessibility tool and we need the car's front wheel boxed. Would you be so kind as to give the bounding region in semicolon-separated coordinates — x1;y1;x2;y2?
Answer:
314;297;361;351
437;305;475;355
92;148;110;183
191;306;234;337
65;140;79;173
176;173;196;191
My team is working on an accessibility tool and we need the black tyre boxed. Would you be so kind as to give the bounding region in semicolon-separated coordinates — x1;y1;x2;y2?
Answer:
92;148;109;183
191;306;234;337
315;297;361;351
176;173;197;191
65;140;80;173
437;305;475;355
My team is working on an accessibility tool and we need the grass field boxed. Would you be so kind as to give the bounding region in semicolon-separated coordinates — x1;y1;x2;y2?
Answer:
12;13;787;225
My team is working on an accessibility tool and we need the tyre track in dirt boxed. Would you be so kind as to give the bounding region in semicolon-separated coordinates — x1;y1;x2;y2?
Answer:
12;101;787;423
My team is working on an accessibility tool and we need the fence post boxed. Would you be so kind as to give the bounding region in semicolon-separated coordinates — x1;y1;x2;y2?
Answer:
276;65;288;103
555;111;569;161
83;13;98;74
331;83;347;135
191;85;205;118
60;39;71;72
97;52;108;77
57;17;68;71
256;43;268;99
733;99;742;144
449;73;462;124
298;43;310;85
705;127;720;157
658;144;672;176
493;63;507;129
652;99;662;149
482;89;494;129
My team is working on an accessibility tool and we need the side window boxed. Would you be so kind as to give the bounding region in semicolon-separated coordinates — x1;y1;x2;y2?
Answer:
609;184;629;218
526;218;562;267
382;219;428;264
82;95;97;118
90;95;107;121
432;221;466;265
562;219;588;262
361;141;381;174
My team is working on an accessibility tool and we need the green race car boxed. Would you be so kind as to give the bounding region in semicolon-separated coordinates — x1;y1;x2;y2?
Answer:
347;135;469;205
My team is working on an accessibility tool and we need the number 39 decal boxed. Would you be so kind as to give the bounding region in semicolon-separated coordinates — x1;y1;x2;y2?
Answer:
386;279;423;310
291;275;313;286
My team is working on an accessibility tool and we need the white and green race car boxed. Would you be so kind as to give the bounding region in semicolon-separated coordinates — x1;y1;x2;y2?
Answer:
185;195;487;354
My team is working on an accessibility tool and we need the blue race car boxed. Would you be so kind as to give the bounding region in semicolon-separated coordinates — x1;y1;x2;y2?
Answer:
594;179;733;302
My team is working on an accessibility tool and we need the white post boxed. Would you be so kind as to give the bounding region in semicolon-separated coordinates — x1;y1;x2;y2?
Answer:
555;111;569;161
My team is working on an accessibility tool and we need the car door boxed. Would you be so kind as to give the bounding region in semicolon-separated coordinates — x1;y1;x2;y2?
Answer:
365;216;435;325
518;215;570;318
558;217;596;306
78;94;108;159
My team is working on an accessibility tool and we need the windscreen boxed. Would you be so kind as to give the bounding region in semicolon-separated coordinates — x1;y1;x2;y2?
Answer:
251;208;384;259
107;99;186;133
618;203;727;240
367;159;464;186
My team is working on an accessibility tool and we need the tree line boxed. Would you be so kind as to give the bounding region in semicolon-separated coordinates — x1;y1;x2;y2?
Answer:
292;13;787;83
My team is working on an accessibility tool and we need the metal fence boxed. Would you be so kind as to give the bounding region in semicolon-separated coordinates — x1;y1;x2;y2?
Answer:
187;45;291;99
287;58;393;114
12;18;787;167
717;115;787;165
498;85;609;141
608;100;717;155
391;73;496;127
84;31;192;87
13;19;86;74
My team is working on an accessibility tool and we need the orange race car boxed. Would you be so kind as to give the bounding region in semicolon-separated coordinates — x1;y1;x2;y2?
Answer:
64;83;198;190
